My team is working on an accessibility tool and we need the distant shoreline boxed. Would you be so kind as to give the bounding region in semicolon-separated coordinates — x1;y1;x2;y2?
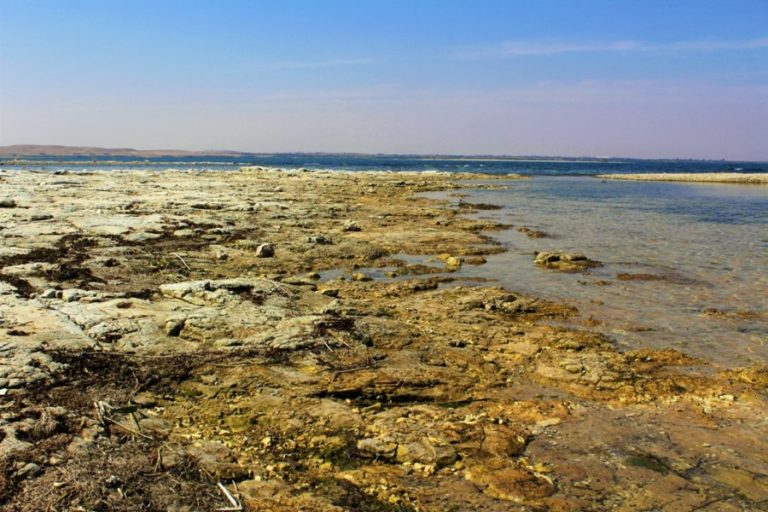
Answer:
598;172;768;184
2;145;767;164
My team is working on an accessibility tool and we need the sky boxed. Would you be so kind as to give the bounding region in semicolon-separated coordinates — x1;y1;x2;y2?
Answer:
1;0;767;160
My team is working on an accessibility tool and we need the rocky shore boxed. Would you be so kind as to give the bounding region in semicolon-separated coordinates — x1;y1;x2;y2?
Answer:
0;167;766;511
598;172;768;184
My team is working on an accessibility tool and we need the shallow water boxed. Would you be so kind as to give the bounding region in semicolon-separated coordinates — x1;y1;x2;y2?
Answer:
427;177;768;367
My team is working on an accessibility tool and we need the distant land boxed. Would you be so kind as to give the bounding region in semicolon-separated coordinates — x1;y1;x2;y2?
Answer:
0;145;245;158
0;144;762;163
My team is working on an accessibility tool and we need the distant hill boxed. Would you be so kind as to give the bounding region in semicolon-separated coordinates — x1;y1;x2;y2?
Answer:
0;145;246;158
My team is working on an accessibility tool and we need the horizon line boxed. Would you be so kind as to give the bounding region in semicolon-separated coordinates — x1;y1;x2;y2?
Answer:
1;144;767;164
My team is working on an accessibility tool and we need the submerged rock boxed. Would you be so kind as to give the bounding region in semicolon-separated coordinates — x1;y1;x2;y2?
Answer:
534;251;602;272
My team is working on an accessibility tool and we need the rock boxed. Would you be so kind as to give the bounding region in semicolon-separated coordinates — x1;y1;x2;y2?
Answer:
61;289;92;302
481;425;528;456
0;427;33;458
181;441;249;479
0;199;17;208
534;251;602;272
137;417;174;437
396;438;457;468
255;243;274;258
164;317;186;336
14;462;41;479
308;234;332;245
212;338;243;348
318;287;340;297
357;437;398;460
282;276;318;288
352;272;372;282
467;464;555;502
212;248;229;261
444;256;462;270
343;220;361;232
517;227;549;238
41;288;61;299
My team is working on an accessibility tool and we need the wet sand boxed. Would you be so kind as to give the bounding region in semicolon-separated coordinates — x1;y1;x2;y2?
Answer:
598;172;768;184
0;167;766;511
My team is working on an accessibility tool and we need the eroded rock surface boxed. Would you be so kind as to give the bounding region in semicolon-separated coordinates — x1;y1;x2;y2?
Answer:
0;168;765;511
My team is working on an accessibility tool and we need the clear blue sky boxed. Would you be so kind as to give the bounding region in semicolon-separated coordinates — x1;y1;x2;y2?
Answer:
1;0;767;159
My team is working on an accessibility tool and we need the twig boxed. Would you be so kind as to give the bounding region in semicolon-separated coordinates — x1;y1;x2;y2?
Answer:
170;252;191;271
104;416;154;440
216;481;243;511
94;400;153;440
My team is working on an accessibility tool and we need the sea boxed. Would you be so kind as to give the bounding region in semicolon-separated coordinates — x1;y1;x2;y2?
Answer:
3;155;767;366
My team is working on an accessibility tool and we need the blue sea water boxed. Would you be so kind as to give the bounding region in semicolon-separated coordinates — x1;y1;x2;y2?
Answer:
2;154;767;175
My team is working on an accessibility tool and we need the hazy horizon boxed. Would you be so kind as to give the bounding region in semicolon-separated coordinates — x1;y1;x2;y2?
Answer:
3;143;768;163
1;1;767;160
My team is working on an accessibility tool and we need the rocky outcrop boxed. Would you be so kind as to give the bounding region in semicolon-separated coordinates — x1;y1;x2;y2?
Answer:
534;251;602;272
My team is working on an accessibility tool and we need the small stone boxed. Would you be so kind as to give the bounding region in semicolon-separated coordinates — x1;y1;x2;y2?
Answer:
444;256;462;270
14;462;41;479
396;439;457;468
308;234;332;245
105;475;121;488
352;272;372;282
41;289;61;299
255;243;274;258
343;220;361;232
61;289;89;302
319;287;340;297
0;199;17;208
357;437;397;460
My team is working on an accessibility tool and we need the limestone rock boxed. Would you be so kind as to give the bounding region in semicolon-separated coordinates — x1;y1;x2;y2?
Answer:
308;234;332;245
534;251;602;272
357;437;397;460
396;438;457;468
343;220;361;232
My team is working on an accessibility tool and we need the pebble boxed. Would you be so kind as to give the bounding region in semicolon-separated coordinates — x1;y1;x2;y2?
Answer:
255;243;274;258
343;220;361;232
